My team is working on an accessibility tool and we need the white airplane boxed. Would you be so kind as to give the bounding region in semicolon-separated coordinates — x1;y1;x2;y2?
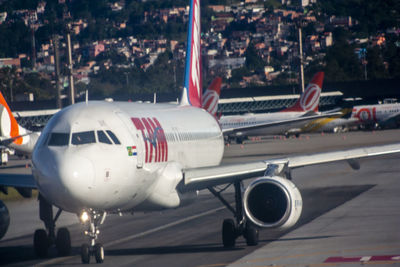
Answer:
203;72;340;143
302;101;400;133
0;0;400;265
351;102;400;129
0;78;221;157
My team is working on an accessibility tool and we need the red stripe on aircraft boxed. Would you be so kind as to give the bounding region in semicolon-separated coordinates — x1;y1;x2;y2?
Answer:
142;118;154;163
131;118;149;163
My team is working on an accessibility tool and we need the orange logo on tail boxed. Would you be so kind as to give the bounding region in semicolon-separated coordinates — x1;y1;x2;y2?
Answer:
0;92;22;145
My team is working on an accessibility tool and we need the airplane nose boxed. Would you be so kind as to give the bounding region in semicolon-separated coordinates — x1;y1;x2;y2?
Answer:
58;153;96;192
33;149;96;211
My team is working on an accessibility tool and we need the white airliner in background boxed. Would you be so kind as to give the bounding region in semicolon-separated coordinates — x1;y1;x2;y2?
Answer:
351;101;400;129
203;72;341;143
301;100;400;133
1;0;400;265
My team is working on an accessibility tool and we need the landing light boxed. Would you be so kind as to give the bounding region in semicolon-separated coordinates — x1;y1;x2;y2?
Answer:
80;211;89;223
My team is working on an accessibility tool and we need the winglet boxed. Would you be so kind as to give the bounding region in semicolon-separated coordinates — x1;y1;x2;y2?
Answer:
202;77;222;116
282;71;324;113
180;0;202;108
0;91;25;145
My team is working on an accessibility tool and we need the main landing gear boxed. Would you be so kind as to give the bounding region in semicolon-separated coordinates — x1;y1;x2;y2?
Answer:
79;210;107;264
208;181;259;248
34;194;71;258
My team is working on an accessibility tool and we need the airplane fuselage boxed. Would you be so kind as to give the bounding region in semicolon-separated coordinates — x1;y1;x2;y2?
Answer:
32;101;224;214
352;103;400;126
220;111;307;136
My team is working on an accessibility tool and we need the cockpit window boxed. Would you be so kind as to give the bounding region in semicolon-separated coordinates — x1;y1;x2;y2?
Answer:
97;130;112;144
48;133;70;146
106;130;121;145
71;131;96;145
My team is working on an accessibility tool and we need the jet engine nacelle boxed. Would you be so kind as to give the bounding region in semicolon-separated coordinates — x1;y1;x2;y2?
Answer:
243;176;302;229
0;200;10;240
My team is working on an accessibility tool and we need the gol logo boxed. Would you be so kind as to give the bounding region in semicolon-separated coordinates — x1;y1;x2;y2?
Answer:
300;83;321;111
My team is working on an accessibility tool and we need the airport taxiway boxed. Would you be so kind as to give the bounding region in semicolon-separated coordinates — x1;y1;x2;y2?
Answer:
0;129;399;266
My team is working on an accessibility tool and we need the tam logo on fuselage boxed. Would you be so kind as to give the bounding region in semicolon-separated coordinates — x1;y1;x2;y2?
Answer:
131;117;168;163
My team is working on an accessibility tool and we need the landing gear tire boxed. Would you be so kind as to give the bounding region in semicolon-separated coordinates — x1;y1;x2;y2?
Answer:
94;243;105;263
222;219;236;248
244;223;259;246
34;229;48;258
81;243;91;264
56;227;71;256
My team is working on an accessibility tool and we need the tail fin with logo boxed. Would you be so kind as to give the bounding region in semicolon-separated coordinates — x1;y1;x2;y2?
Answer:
202;77;222;117
180;0;202;108
0;91;28;145
282;71;324;113
0;91;38;154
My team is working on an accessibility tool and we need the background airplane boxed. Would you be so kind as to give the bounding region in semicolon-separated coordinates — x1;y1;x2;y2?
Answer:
0;0;400;266
301;100;400;133
351;101;400;129
202;72;340;143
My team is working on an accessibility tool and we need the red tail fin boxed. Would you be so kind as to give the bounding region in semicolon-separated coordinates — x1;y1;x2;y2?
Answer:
202;77;222;116
180;0;202;107
282;72;324;112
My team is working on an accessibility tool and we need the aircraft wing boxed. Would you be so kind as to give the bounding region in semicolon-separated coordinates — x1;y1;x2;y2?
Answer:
222;112;342;135
181;142;400;191
0;173;37;188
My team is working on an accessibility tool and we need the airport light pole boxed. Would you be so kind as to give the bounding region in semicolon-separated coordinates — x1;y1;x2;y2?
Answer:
295;18;307;93
53;35;62;109
66;24;75;105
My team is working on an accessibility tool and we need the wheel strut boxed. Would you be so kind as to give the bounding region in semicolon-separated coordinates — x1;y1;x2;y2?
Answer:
34;194;71;258
80;210;106;264
209;182;259;247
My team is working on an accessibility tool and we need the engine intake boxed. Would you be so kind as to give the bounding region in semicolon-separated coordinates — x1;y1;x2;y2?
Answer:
243;176;302;229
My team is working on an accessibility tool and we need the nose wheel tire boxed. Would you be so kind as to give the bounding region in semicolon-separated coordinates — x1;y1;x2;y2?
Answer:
34;229;49;258
94;243;105;263
81;243;104;264
56;227;71;256
81;243;91;264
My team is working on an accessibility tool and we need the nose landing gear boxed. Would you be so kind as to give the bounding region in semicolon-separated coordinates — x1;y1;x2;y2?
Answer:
80;210;107;264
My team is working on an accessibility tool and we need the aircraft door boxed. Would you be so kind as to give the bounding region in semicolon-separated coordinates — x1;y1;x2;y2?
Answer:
115;112;144;168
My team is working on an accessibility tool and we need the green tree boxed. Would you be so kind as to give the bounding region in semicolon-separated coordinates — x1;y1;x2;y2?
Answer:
366;46;387;80
324;41;362;81
245;42;265;71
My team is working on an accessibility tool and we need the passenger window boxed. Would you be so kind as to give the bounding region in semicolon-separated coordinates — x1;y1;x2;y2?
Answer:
72;131;96;145
106;130;121;145
48;133;69;146
97;131;112;144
